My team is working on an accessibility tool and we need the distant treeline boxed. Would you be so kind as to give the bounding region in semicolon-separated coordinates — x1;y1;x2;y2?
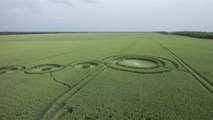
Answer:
0;32;145;35
1;32;213;39
158;31;213;39
0;32;88;35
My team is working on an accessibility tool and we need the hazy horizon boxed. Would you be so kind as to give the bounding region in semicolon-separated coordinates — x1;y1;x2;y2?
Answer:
1;0;213;32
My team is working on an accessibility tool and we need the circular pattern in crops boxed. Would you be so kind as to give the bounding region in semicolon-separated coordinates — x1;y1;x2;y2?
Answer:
0;65;25;74
24;64;64;74
73;61;102;69
103;55;179;74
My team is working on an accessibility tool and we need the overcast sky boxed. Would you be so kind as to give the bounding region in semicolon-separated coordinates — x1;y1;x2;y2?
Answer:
1;0;213;32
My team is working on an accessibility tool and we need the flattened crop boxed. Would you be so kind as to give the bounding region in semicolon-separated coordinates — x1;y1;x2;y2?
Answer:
73;61;102;69
24;64;64;74
0;65;25;74
103;55;179;74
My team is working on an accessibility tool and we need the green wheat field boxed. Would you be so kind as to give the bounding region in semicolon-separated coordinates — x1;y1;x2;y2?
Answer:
0;33;213;120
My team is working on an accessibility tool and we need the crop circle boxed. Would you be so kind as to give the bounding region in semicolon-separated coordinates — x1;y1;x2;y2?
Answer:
116;58;159;69
103;55;178;74
24;64;64;74
73;61;101;69
0;65;25;74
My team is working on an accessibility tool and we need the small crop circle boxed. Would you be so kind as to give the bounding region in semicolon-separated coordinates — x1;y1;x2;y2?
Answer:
0;65;25;74
73;61;101;69
24;64;64;74
103;55;178;74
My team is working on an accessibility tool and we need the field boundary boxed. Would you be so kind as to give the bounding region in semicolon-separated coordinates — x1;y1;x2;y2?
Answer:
155;41;213;95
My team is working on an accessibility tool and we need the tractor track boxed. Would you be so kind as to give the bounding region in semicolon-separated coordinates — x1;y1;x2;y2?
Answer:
40;40;138;120
155;41;213;95
41;66;106;120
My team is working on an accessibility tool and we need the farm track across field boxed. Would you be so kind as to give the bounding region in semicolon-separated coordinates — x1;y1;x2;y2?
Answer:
40;40;138;120
40;66;106;120
155;41;213;95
